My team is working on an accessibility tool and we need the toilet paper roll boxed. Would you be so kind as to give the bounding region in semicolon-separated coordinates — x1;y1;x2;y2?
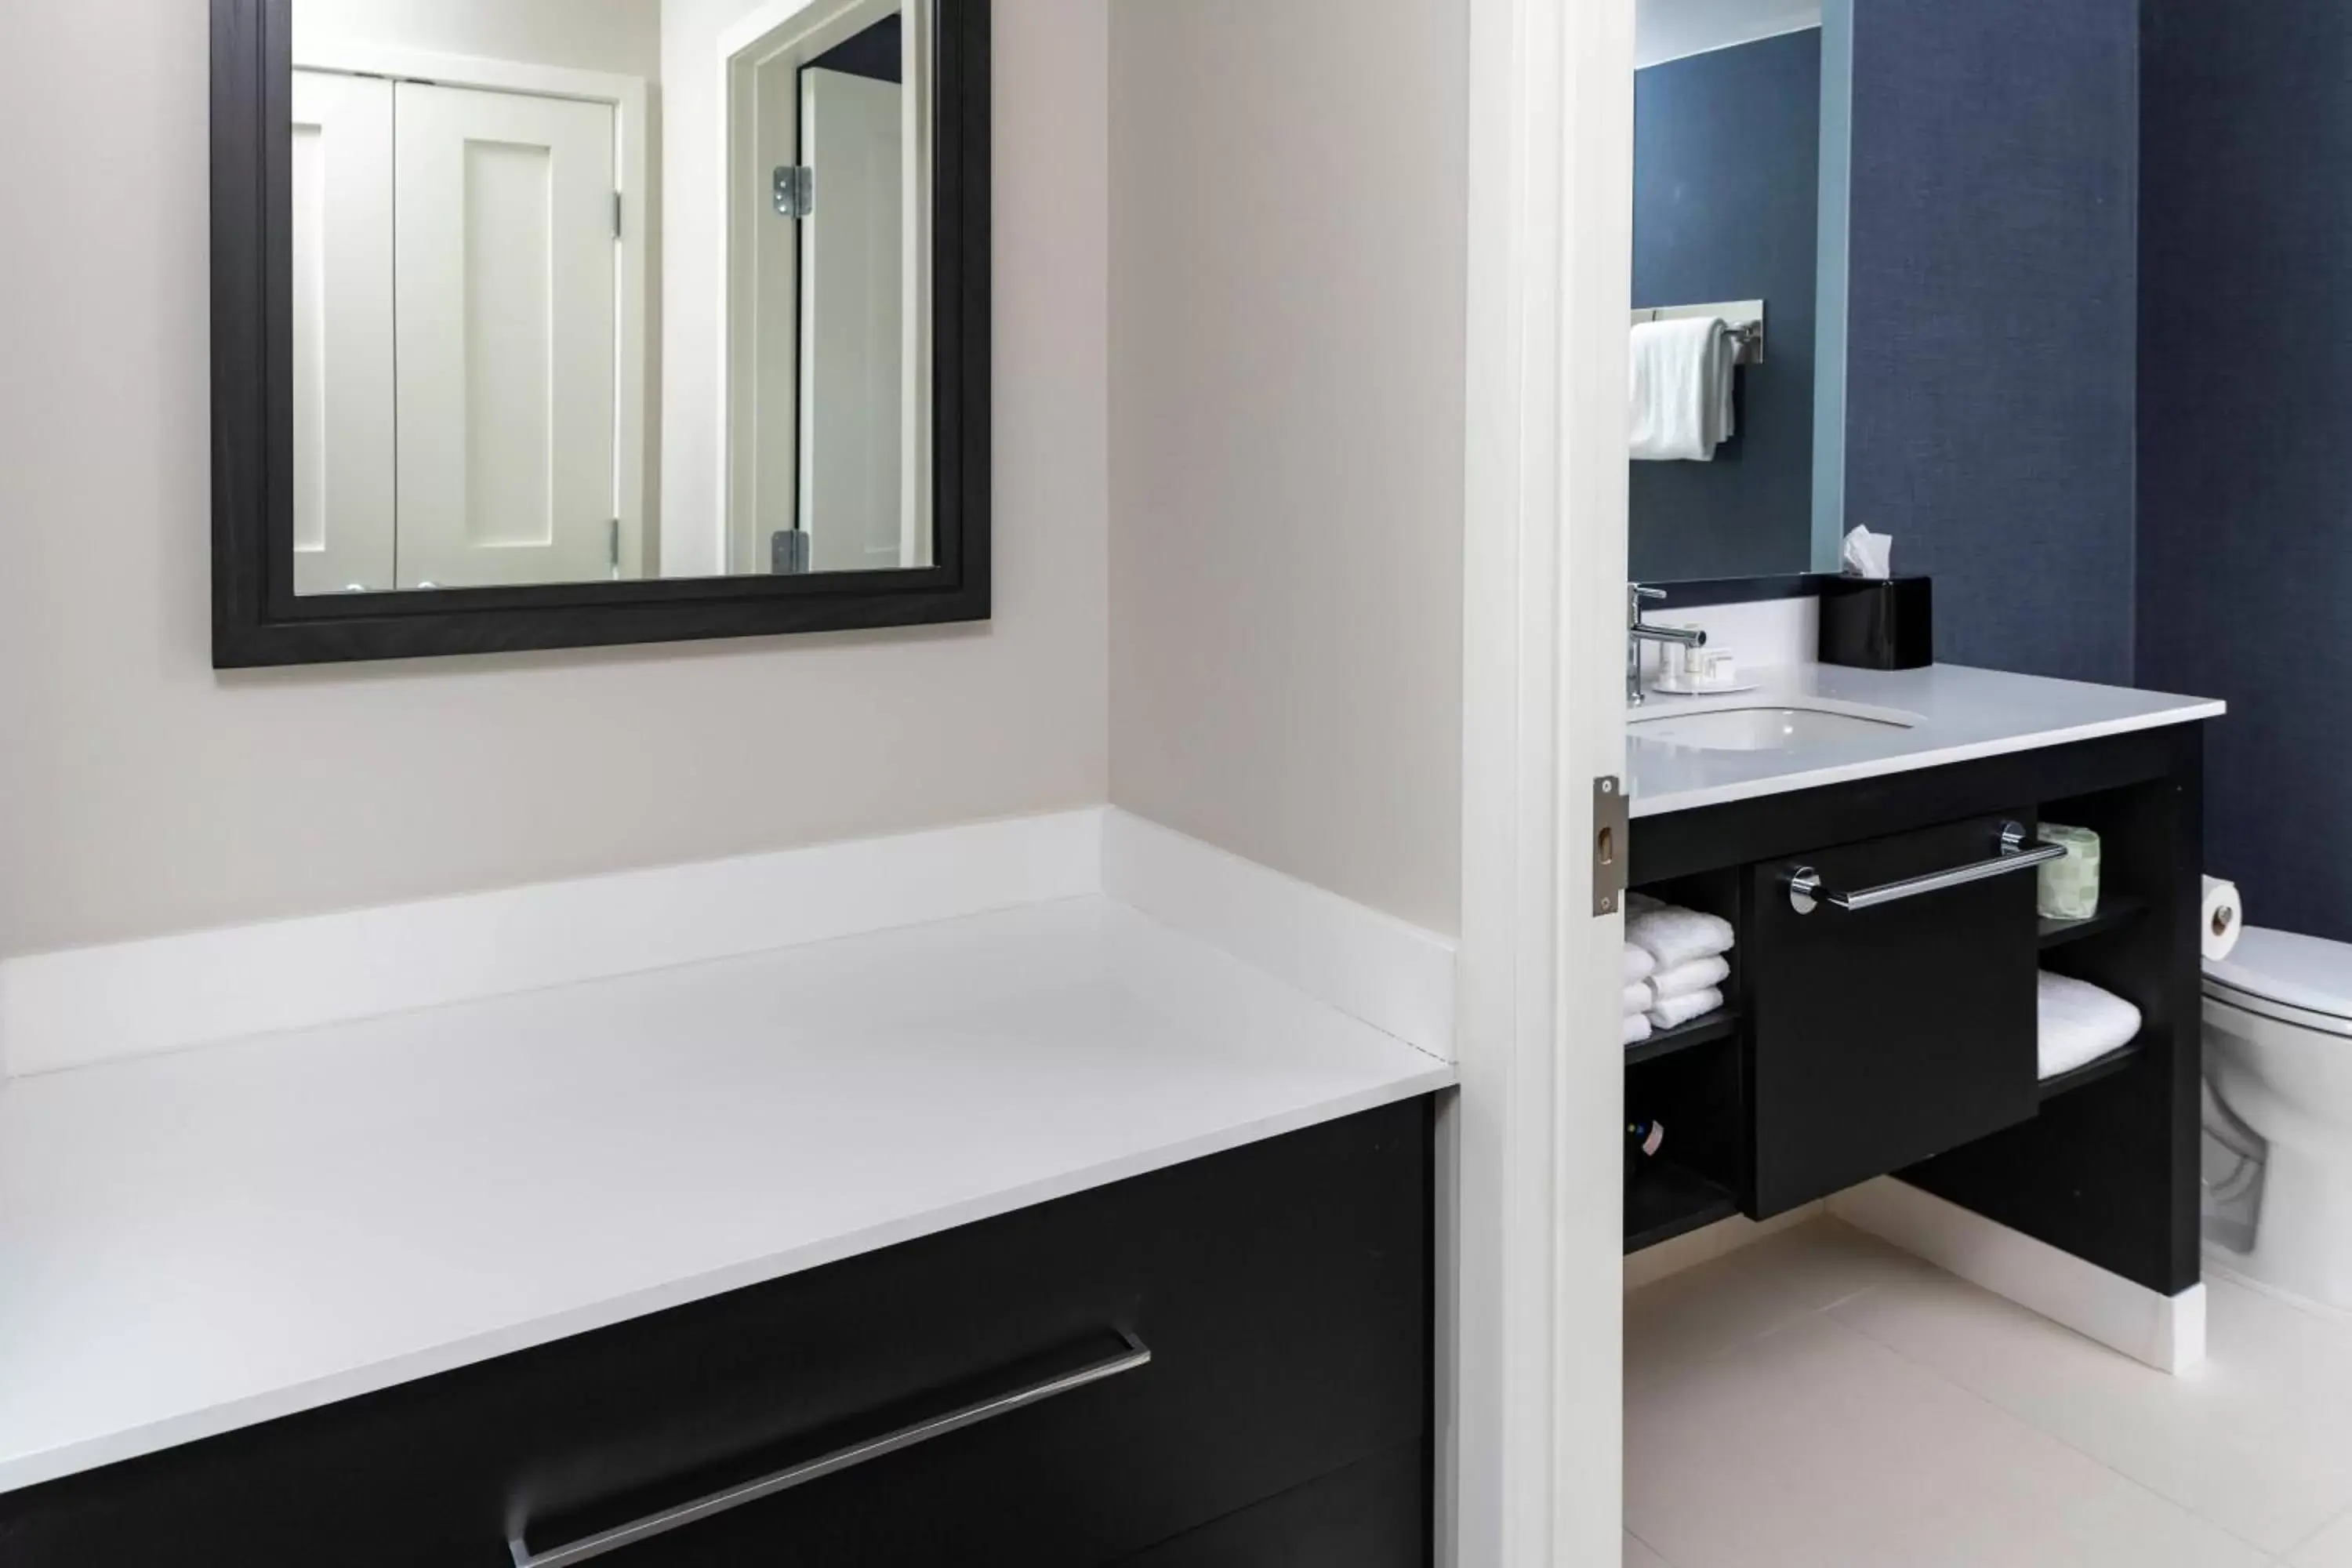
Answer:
2202;876;2244;962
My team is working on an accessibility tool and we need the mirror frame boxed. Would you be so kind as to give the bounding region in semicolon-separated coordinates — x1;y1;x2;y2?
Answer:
209;0;990;668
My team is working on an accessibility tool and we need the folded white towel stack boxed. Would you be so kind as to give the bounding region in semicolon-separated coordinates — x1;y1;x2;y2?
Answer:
1626;903;1737;972
2038;971;2142;1080
1649;954;1730;1001
1623;942;1657;985
1623;898;1736;1040
1649;988;1726;1032
1629;318;1737;462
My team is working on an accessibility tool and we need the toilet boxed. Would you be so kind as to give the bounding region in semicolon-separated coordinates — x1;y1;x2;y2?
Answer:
2205;927;2352;1311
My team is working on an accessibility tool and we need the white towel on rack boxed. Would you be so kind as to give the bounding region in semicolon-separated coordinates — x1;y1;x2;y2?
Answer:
1648;988;1726;1031
2038;971;2141;1080
1624;1012;1654;1047
1650;955;1730;1001
1623;942;1657;985
1627;903;1737;971
1629;318;1737;462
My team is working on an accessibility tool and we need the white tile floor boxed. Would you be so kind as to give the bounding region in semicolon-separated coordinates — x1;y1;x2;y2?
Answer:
1624;1219;2352;1568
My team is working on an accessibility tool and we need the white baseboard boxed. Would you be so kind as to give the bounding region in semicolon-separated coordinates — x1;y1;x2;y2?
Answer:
1101;810;1457;1061
0;810;1105;1077
1831;1177;2207;1374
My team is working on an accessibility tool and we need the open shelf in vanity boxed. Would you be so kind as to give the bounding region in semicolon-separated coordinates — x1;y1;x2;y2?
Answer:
1621;717;2209;1305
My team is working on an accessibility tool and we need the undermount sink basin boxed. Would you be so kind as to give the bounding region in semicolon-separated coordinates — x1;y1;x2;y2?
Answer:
1628;703;1918;753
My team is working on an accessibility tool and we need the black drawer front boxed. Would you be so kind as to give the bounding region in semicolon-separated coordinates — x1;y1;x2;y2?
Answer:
0;1100;1432;1567
1114;1441;1431;1567
1748;812;2041;1214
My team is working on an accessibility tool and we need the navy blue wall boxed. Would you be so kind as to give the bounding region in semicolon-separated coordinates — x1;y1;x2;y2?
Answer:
2139;2;2352;942
1631;30;1820;583
1844;0;2140;683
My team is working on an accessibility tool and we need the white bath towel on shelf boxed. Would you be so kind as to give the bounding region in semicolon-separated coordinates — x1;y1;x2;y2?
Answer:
1650;955;1730;1001
1629;318;1737;462
1624;981;1655;1015
2038;971;2142;1080
1623;942;1658;985
1627;904;1737;971
1624;1012;1654;1047
1649;988;1725;1031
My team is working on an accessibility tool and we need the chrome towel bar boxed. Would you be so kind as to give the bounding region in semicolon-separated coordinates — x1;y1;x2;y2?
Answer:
1784;822;2067;915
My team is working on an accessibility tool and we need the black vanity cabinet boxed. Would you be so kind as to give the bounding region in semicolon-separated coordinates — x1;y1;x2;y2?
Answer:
1747;811;2042;1214
0;1101;1435;1568
1626;723;2207;1304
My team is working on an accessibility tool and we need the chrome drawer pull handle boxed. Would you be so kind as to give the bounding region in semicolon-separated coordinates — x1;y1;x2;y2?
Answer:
506;1329;1153;1568
1785;822;2068;915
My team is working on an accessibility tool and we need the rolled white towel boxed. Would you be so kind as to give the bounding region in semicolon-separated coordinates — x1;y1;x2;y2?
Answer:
1627;904;1736;971
1623;942;1657;985
1626;890;1665;916
1624;981;1655;1015
1624;1012;1653;1047
2038;971;2141;1080
1650;955;1730;1001
1648;987;1725;1031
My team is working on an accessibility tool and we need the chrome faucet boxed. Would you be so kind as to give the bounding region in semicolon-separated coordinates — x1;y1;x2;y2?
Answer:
1627;584;1706;707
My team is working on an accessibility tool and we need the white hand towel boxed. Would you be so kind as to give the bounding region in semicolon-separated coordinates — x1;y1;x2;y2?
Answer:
1650;955;1730;1001
1629;318;1737;462
1626;904;1736;971
2038;971;2142;1080
1624;981;1655;1016
1622;942;1657;985
1624;1012;1653;1047
1627;890;1665;916
1648;987;1725;1031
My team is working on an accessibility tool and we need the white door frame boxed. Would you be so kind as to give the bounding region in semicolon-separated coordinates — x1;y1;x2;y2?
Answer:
1452;0;1632;1562
291;42;654;581
717;0;934;578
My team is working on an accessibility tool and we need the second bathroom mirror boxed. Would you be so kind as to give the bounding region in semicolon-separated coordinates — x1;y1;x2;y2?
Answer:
1631;0;1848;585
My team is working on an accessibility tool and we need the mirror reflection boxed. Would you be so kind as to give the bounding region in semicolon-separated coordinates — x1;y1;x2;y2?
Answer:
1630;0;1844;583
289;0;933;594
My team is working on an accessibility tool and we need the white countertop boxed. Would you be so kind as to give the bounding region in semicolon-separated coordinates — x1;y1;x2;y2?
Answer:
1628;662;2224;818
0;897;1453;1494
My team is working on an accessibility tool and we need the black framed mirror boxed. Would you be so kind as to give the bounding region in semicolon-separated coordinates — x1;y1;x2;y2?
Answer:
210;0;989;667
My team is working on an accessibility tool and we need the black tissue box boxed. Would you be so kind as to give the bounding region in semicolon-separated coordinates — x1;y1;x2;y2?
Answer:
1819;575;1933;670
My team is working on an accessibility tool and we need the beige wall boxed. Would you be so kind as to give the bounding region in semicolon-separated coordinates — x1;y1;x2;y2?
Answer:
293;0;664;78
0;0;1108;956
1107;0;1469;935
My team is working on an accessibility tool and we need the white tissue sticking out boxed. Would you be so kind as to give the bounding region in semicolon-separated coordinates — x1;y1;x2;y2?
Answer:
1842;525;1894;579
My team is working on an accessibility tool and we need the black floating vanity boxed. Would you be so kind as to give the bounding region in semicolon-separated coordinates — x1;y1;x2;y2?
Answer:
0;1102;1435;1567
1625;702;2212;1306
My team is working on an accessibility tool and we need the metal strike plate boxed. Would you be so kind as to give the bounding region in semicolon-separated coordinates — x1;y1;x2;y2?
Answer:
1592;775;1630;916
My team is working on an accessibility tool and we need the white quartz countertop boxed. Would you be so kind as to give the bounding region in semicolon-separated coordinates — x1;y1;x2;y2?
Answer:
0;897;1453;1494
1628;662;2224;818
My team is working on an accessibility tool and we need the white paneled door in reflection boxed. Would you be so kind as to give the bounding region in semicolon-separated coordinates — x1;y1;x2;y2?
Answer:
290;70;396;596
797;67;906;574
393;82;619;590
289;72;624;592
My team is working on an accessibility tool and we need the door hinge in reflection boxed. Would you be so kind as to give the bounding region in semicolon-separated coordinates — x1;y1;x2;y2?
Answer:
772;530;812;575
1592;775;1630;916
773;165;815;220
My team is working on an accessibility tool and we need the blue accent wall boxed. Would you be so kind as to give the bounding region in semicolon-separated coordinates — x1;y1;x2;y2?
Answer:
1843;0;2140;684
1631;30;1820;583
2138;1;2352;942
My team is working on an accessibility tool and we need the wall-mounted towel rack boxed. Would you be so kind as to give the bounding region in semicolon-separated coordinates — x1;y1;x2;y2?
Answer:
1632;300;1766;366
